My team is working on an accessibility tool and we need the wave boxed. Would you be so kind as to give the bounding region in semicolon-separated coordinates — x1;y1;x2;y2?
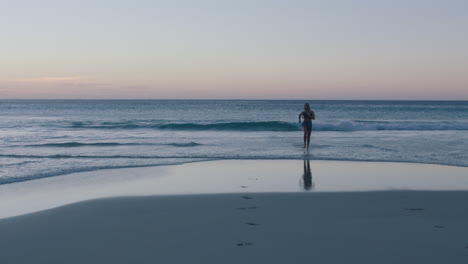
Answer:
21;141;203;148
0;154;206;159
62;120;468;132
313;120;468;132
0;161;39;168
25;142;138;147
67;121;301;131
166;142;203;147
157;122;300;131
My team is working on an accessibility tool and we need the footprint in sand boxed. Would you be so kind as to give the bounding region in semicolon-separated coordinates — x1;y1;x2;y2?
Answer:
248;178;258;181
433;225;445;229
241;186;248;188
242;196;253;200
245;222;260;226
236;243;253;247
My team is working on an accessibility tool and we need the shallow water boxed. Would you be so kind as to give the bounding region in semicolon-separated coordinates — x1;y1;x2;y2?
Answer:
1;160;468;218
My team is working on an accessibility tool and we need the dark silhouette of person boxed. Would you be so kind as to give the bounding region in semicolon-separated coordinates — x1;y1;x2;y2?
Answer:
302;159;314;190
298;103;315;149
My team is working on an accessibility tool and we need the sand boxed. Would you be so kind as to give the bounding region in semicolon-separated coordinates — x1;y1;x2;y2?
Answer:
1;160;468;263
1;191;468;264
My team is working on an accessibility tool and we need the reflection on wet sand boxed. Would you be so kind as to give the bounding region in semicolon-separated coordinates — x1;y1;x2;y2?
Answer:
302;160;314;190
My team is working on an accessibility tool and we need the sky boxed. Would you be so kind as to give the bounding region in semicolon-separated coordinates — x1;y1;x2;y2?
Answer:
1;0;467;100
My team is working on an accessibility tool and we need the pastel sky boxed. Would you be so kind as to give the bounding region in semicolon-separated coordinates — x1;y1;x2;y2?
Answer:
1;0;467;99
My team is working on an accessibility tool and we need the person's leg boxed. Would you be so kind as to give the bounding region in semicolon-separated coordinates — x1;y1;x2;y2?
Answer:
303;127;308;148
303;122;311;149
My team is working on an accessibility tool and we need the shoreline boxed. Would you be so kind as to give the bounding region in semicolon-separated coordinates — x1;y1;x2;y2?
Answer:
1;191;468;263
1;159;468;219
2;157;468;186
1;160;468;263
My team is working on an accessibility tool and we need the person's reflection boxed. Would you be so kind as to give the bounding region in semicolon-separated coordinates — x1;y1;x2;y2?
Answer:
302;160;314;190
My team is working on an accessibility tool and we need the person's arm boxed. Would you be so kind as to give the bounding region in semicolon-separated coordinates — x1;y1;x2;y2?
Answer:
311;111;315;120
298;112;303;123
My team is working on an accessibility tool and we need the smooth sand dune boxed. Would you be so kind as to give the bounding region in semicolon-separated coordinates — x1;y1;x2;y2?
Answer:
1;191;468;264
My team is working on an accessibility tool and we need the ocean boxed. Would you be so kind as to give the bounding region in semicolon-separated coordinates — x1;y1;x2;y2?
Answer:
0;100;467;185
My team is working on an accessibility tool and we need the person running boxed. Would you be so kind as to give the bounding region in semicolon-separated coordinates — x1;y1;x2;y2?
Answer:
298;103;315;149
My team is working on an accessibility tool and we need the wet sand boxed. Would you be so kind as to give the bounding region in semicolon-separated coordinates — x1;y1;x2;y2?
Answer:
1;160;468;218
1;191;468;264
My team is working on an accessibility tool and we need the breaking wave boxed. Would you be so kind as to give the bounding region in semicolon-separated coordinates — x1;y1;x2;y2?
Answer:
21;142;203;148
313;120;468;131
63;120;468;132
67;121;301;131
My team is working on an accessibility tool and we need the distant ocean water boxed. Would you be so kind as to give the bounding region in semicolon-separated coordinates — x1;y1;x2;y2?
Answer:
1;100;467;184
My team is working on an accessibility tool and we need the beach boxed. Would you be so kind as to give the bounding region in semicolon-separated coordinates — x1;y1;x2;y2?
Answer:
1;101;467;263
1;160;468;263
3;0;468;262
